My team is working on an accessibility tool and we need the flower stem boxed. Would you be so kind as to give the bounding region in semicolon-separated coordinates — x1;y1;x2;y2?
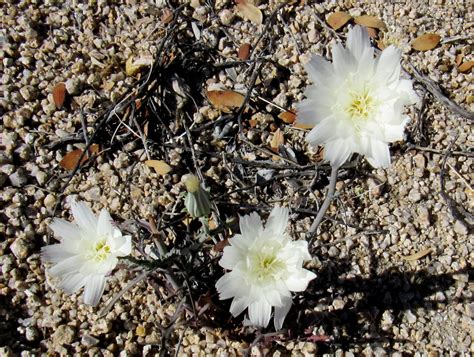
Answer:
308;166;339;243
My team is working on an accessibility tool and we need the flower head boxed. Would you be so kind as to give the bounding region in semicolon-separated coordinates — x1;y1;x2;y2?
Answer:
216;207;315;330
297;26;419;168
41;199;131;306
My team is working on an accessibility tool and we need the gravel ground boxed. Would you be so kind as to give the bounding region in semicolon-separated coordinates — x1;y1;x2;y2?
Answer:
1;0;472;355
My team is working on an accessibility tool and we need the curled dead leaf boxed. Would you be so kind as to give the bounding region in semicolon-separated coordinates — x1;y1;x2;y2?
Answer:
207;90;245;111
278;111;296;124
144;160;172;175
402;248;432;261
327;11;352;31
411;33;440;51
238;43;251;60
458;60;474;73
235;0;263;25
59;144;100;171
270;128;284;152
354;15;387;31
52;82;67;108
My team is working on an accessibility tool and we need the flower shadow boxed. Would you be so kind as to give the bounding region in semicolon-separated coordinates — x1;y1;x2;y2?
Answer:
292;257;472;352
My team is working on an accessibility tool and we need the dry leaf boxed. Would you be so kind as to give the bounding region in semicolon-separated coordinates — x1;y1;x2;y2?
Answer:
278;111;296;124
458;60;474;73
293;120;314;129
59;144;100;171
207;90;245;111
126;55;153;76
327;11;352;31
411;33;440;51
249;119;258;128
455;53;464;67
144;160;172;175
213;238;229;252
161;8;173;24
238;43;251;60
354;15;387;31
366;27;378;39
52;82;67;108
402;248;432;261
235;0;263;25
376;39;386;50
270;128;284;152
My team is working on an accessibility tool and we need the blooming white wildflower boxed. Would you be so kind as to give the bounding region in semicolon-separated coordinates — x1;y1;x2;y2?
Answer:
216;207;315;330
182;174;211;218
41;200;132;306
297;26;418;168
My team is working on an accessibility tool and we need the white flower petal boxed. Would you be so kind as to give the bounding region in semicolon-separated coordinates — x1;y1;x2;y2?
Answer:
219;245;244;270
58;273;87;295
97;209;114;237
347;25;370;59
83;275;107;306
248;299;272;328
41;244;75;264
49;219;80;243
285;269;316;291
375;45;401;84
265;206;289;236
48;255;85;277
216;271;246;300
239;212;263;240
230;297;249;317
70;200;97;233
332;43;356;76
274;295;292;331
365;139;391;168
116;235;132;256
305;118;337;147
305;55;335;84
324;139;352;168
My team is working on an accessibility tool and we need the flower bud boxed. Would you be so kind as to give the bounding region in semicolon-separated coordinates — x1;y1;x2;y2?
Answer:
182;174;211;218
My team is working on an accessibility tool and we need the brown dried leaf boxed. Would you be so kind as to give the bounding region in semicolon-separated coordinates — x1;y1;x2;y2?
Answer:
366;27;378;39
213;238;229;252
235;0;263;25
354;15;387;31
270;128;284;152
327;11;352;31
160;8;174;24
458;60;474;73
411;33;440;51
402;248;432;261
249;119;258;128
455;53;464;67
52;82;67;108
207;90;245;111
144;160;172;175
238;43;251;60
278;111;296;124
59;144;100;171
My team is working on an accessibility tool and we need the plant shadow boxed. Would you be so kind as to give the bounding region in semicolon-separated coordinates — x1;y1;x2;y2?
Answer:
289;256;472;353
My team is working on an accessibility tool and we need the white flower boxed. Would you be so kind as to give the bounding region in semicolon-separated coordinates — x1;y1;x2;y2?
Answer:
41;199;132;306
297;26;419;168
215;207;316;330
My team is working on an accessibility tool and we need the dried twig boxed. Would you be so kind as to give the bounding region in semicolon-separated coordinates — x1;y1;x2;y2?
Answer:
407;63;474;122
439;135;474;229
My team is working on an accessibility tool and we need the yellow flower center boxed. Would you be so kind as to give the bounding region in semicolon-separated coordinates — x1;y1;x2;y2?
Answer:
251;252;285;282
346;90;374;120
93;239;111;261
